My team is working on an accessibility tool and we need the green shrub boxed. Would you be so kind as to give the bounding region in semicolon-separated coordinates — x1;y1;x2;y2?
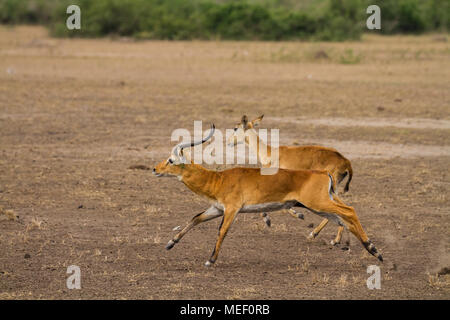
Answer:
397;0;426;33
423;0;449;32
0;0;59;24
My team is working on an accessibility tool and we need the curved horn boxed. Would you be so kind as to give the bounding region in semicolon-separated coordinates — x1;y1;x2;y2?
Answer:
171;124;215;157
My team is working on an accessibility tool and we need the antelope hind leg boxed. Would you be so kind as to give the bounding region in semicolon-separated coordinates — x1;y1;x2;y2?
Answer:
261;212;271;227
206;206;240;267
289;208;304;220
325;198;383;261
261;208;304;228
307;218;329;240
330;226;344;246
166;206;223;250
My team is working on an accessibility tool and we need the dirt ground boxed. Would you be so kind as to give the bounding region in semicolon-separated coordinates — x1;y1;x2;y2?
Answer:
0;26;449;299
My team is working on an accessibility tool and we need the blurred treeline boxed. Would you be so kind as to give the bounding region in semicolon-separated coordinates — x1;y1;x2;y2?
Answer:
0;0;448;40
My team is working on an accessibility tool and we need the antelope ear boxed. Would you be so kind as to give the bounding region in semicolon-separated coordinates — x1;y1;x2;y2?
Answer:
176;148;186;164
252;114;264;127
181;148;193;163
241;115;249;128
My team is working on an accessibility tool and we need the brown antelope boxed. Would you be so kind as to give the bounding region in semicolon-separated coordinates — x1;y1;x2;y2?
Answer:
229;115;354;246
153;124;382;266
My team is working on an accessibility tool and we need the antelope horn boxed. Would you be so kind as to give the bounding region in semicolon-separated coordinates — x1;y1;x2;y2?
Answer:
171;124;215;158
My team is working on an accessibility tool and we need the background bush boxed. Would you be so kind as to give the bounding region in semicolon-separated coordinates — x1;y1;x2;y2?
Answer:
0;0;447;41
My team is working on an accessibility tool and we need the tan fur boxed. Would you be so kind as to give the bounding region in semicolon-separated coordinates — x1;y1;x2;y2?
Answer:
154;143;382;265
231;115;353;243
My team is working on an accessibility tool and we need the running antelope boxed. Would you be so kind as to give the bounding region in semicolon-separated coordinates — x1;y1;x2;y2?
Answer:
152;124;382;266
229;115;354;246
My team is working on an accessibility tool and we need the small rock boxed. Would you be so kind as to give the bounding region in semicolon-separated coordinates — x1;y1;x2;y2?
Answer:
314;50;329;60
377;106;385;112
24;253;31;259
438;267;450;276
78;204;84;209
307;223;314;228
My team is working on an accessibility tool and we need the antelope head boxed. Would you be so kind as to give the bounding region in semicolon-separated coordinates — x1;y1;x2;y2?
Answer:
153;124;215;177
228;114;264;146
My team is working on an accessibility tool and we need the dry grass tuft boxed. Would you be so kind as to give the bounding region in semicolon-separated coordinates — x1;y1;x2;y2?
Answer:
153;234;161;244
25;217;44;231
0;207;18;221
165;282;194;293
427;273;450;289
337;274;349;287
273;223;288;232
302;259;311;273
227;287;257;300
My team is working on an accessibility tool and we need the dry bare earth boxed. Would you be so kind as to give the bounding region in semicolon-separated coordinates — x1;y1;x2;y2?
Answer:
0;26;449;299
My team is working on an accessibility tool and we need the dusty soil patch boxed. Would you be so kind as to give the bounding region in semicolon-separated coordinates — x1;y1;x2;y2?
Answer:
270;117;450;130
283;139;450;159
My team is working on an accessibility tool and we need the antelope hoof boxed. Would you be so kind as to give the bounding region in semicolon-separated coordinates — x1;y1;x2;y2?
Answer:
297;212;304;220
330;239;340;246
307;231;316;240
364;240;383;262
166;240;176;250
264;217;271;227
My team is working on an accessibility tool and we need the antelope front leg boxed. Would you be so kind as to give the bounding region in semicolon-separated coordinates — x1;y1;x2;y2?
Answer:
166;206;223;250
330;226;345;246
205;206;240;267
307;218;329;240
289;208;304;220
306;218;345;246
261;209;303;228
261;212;271;227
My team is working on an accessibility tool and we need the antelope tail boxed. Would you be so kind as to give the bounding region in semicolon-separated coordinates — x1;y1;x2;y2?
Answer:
328;173;337;196
344;161;353;193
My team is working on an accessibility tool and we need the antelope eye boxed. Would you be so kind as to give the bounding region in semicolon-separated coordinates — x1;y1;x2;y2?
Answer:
168;159;173;164
234;127;237;131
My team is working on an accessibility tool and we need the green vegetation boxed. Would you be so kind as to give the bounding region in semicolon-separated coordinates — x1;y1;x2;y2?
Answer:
338;48;362;64
0;0;448;41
